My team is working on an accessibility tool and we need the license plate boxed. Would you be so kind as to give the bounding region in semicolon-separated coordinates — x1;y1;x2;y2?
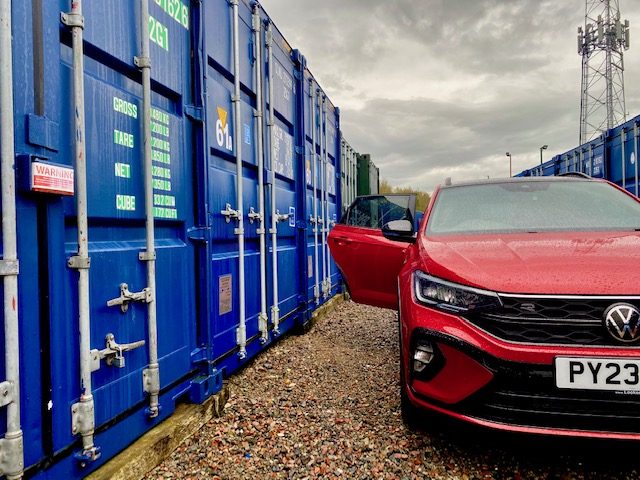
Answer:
555;357;640;391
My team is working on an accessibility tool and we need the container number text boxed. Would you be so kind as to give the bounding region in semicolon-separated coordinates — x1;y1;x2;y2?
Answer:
149;16;169;51
153;0;189;29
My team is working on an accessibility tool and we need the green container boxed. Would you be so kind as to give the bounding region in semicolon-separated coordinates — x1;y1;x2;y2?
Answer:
357;154;380;196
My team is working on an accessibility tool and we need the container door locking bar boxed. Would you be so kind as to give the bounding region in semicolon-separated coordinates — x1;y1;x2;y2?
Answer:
269;210;291;233
106;283;153;313
89;333;146;371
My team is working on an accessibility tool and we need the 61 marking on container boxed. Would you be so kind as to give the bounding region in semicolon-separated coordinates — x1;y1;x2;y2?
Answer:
31;160;74;195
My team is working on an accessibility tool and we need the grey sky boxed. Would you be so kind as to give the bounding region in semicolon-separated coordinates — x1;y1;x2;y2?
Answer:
260;0;640;193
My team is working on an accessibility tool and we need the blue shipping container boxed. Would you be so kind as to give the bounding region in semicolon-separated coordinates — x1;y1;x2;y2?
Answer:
0;0;347;478
518;115;640;195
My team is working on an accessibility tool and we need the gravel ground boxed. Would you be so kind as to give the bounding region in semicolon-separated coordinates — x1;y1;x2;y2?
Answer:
150;301;640;480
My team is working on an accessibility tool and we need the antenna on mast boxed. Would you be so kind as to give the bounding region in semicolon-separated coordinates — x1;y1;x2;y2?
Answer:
578;0;630;144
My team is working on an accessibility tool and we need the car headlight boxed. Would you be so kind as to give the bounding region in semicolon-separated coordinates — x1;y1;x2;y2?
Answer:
414;271;502;313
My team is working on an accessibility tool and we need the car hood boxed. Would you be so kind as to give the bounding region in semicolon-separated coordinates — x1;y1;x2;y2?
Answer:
419;231;640;295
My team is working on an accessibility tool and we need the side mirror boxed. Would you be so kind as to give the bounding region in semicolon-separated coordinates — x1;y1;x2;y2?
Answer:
382;219;416;243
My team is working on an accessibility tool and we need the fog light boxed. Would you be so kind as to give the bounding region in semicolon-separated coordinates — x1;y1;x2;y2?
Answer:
413;342;435;373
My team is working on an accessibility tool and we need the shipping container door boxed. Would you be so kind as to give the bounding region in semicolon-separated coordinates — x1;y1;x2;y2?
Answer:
324;99;341;297
204;0;263;366
204;0;306;369
304;74;320;311
50;0;197;463
2;1;49;469
266;23;302;325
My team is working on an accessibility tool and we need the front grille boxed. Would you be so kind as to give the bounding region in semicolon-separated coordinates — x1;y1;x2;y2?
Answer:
459;361;640;434
465;296;640;346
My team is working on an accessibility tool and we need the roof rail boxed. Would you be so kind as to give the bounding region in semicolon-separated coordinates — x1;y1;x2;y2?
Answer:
557;172;591;179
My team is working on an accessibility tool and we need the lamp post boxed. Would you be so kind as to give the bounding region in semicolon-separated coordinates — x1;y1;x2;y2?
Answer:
539;144;548;166
506;152;512;177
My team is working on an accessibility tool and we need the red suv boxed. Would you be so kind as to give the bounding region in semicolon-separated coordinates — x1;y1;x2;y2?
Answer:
328;176;640;439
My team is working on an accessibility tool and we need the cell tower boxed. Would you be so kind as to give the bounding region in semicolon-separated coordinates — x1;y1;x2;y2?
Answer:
578;0;630;144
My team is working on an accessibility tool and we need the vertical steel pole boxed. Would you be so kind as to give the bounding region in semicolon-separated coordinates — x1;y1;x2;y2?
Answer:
320;95;328;298
340;140;344;210
352;150;356;199
266;22;281;335
348;149;352;202
253;5;268;343
323;97;331;295
347;146;351;204
579;149;584;174
310;84;319;304
138;0;160;417
634;124;639;196
621;128;626;190
231;0;247;355
63;0;99;463
0;1;24;477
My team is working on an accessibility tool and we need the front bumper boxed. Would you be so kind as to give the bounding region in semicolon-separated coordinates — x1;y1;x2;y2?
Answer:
401;298;640;440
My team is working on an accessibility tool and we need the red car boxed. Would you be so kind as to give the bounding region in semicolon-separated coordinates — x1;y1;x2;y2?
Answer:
328;176;640;439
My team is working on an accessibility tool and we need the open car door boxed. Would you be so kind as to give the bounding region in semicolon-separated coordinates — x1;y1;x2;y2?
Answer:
328;194;416;309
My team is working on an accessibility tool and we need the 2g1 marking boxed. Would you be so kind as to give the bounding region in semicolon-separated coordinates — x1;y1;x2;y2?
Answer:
149;16;169;51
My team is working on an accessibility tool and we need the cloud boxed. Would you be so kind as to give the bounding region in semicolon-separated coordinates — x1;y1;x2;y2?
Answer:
260;0;640;192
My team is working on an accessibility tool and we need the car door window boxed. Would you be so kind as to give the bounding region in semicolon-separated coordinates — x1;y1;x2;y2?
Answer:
345;195;414;229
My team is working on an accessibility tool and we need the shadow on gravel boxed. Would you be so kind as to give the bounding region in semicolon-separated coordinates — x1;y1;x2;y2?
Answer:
413;412;640;479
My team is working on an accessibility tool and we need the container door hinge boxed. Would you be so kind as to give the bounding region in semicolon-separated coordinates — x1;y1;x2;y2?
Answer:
185;105;204;122
0;431;24;479
106;283;153;313
0;260;18;277
67;256;90;270
90;333;146;371
187;226;210;242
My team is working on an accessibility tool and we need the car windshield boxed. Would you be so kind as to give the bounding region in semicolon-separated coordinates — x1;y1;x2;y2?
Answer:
426;180;640;235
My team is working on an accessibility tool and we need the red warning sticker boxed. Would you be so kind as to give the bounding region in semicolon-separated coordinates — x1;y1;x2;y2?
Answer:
31;161;75;195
